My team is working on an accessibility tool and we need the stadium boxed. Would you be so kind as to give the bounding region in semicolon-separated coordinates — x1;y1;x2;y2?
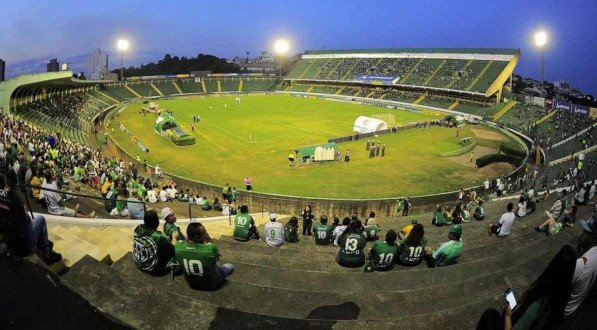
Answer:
1;4;597;330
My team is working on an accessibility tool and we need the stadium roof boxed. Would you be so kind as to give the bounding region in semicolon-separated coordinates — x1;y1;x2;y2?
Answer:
304;48;519;56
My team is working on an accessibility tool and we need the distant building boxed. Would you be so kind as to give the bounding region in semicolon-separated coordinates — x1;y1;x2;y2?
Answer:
87;48;111;80
0;58;5;81
47;58;59;72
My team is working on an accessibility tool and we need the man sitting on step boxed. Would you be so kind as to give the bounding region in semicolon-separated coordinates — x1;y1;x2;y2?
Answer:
424;224;464;268
0;171;61;264
263;213;284;247
232;205;259;242
133;209;174;275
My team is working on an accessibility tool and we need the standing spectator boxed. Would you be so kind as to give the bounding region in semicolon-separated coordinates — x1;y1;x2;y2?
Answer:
344;149;350;162
132;209;174;276
232;205;259;241
284;216;300;243
402;197;411;216
154;165;163;180
368;230;398;271
397;223;426;266
288;153;295;167
162;207;185;244
301;205;314;236
336;220;367;268
424;224;464;267
333;217;351;246
381;144;386;157
175;222;234;290
313;215;333;245
244;176;252;191
263;213;284;247
488;203;515;237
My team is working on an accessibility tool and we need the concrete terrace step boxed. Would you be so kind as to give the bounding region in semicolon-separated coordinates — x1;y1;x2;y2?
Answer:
110;241;567;321
63;256;335;329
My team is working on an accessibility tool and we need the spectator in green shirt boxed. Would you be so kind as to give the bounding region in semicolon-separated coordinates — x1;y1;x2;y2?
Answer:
132;209;174;275
313;215;333;245
369;230;398;271
162;207;185;244
424;224;463;267
284;216;300;243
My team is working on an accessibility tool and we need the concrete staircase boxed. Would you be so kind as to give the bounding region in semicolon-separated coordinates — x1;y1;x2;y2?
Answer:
124;85;142;98
172;81;184;94
52;193;593;328
149;83;164;96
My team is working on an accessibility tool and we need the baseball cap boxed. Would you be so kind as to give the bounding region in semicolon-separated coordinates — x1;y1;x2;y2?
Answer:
581;213;597;233
269;213;277;221
160;207;174;220
411;219;418;225
449;224;463;236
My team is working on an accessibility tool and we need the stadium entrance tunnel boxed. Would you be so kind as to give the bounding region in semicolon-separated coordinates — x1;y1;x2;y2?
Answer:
154;112;196;146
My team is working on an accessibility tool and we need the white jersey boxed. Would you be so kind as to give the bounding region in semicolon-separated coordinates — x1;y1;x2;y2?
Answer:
333;225;347;246
565;246;597;315
498;212;515;236
146;190;158;204
264;221;284;247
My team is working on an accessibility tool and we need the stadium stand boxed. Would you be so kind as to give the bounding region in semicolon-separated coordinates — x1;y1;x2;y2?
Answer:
153;80;180;95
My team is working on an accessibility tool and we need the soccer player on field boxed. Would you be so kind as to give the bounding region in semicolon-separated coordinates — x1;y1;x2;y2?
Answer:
264;213;284;247
313;215;333;245
336;220;367;268
175;222;234;290
369;230;399;271
133;209;174;275
397;223;426;266
233;205;260;241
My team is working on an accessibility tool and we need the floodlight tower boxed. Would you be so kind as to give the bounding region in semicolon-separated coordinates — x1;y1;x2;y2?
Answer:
534;31;547;96
117;39;129;81
274;39;290;77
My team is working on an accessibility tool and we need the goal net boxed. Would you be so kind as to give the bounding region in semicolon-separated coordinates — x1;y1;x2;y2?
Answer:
372;114;396;127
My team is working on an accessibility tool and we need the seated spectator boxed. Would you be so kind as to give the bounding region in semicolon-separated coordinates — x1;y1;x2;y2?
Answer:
398;219;418;240
466;190;477;210
313;215;333;245
424;224;463;267
574;184;587;206
213;198;223;212
41;170;95;218
146;186;158;204
565;244;597;317
331;216;340;231
515;196;527;218
176;189;190;202
443;205;453;225
132;209;174;275
154;165;163;179
200;196;212;210
535;211;562;236
110;188;130;217
162;207;185;244
578;205;597;254
232;205;259;241
431;205;446;227
397;223;426;266
488;203;515;237
333;217;351;246
504;245;577;329
100;176;112;197
127;189;145;220
336;219;367;268
284;216;300;243
451;203;464;224
166;185;178;201
364;212;380;241
548;189;568;221
0;171;61;264
369;230;398;271
159;186;169;202
175;222;234;290
263;213;283;247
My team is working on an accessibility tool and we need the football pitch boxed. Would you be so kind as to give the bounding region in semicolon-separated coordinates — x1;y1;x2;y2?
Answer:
108;94;515;198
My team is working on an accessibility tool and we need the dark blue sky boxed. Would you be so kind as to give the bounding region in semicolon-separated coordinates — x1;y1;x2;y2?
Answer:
2;1;596;94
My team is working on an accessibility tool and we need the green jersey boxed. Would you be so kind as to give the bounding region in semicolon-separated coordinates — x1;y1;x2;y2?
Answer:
137;185;147;199
164;222;185;242
369;240;398;271
233;213;254;241
313;223;333;245
432;239;464;267
175;241;222;290
397;238;427;266
284;225;299;243
364;225;380;241
337;232;367;266
132;224;174;274
473;205;485;220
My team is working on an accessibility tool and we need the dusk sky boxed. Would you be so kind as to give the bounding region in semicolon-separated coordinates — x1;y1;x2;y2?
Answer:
2;1;596;94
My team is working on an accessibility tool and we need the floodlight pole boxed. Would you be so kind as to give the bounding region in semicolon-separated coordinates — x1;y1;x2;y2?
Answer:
540;48;544;96
120;51;124;82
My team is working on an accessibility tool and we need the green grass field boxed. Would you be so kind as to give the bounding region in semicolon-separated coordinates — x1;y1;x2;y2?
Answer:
108;94;515;198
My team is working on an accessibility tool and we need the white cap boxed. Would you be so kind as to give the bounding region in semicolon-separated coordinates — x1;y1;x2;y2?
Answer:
269;213;277;221
160;207;174;220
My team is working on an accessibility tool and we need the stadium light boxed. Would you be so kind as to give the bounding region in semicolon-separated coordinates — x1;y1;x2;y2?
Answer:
273;39;290;77
533;31;547;96
117;39;129;81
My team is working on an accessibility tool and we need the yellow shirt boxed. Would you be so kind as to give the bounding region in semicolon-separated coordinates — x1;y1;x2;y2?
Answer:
101;180;112;195
400;224;414;238
31;176;41;199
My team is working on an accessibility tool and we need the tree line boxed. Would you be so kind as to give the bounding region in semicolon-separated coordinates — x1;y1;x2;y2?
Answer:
113;53;240;77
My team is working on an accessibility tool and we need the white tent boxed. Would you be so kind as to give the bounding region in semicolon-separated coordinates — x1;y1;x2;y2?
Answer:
353;116;388;134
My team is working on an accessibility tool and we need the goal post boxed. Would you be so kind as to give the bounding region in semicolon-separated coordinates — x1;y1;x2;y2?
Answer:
372;114;396;127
